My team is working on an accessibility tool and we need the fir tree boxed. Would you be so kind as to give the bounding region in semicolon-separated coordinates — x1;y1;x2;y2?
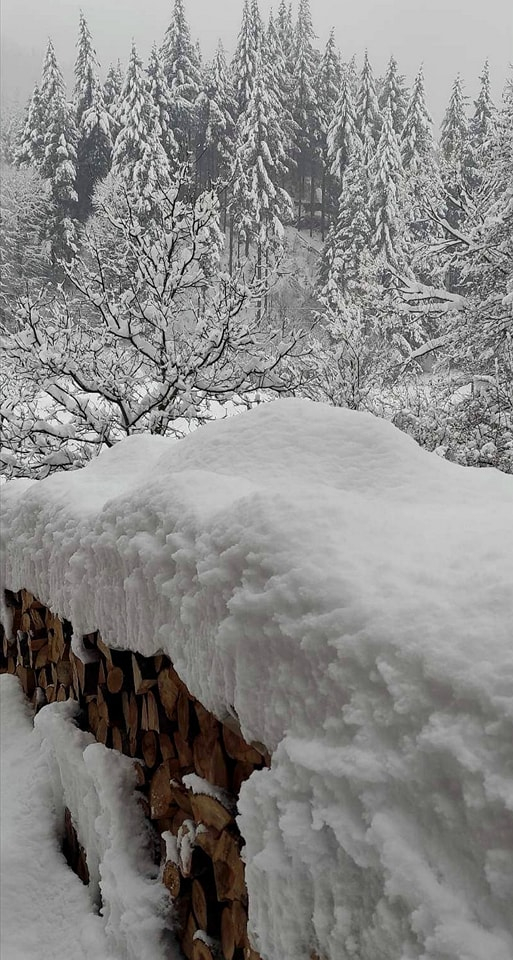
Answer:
316;29;342;234
318;145;370;298
356;50;381;165
17;83;46;167
112;43;171;213
276;0;295;75
147;44;179;161
104;61;124;112
440;74;477;219
471;59;496;181
160;0;203;156
232;0;262;116
74;13;112;218
379;55;409;137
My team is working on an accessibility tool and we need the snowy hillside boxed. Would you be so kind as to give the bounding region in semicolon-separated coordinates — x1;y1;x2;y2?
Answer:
2;398;513;960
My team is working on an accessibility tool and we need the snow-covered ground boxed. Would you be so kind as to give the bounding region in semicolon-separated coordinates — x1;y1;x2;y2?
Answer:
0;676;174;960
2;398;513;960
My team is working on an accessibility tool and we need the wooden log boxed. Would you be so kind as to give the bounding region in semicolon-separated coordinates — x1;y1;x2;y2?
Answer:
189;793;234;833
88;700;100;735
157;666;180;720
159;733;176;761
133;761;146;789
191;938;215;960
96;718;109;746
221;906;235;960
149;759;182;819
146;690;160;732
141;730;159;769
122;690;139;739
172;808;190;834
106;666;124;695
16;631;30;667
15;664;36;698
194;825;221;859
28;607;46;634
46;614;67;663
212;831;246;902
56;660;74;688
174;731;194;770
222;725;263;766
193;735;229;791
56;683;67;702
162;860;181;898
111;726;124;753
46;683;56;703
191;878;209;930
177;690;191;740
232;761;256;796
132;653;157;695
98;659;107;687
71;648;100;697
181;911;198;960
96;636;113;667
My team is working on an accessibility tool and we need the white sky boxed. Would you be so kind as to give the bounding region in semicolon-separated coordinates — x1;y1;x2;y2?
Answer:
1;0;512;124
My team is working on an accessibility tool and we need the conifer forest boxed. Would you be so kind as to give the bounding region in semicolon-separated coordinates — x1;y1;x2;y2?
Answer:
1;0;512;478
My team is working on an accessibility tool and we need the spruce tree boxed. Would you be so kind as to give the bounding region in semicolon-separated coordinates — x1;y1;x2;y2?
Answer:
160;0;202;157
74;13;112;218
112;43;171;213
356;51;381;166
276;0;295;77
318;145;370;298
104;62;124;112
440;74;476;219
379;56;409;137
147;44;179;162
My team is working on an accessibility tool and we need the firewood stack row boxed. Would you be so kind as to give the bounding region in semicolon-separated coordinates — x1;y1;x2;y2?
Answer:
1;589;269;960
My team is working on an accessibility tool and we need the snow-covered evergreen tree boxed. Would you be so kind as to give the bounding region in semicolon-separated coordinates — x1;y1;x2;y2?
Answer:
401;66;442;229
292;0;321;230
318;145;370;298
440;74;477;216
327;68;361;182
160;0;202;157
470;59;497;186
195;42;236;193
38;40;79;260
316;29;342;235
17;84;46;167
232;0;262;116
379;55;409;137
147;44;179;162
104;61;124;112
0;162;51;325
112;43;171;213
369;103;407;268
356;51;381;165
74;13;112;218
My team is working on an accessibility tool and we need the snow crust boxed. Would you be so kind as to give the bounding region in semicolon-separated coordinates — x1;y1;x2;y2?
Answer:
2;398;513;960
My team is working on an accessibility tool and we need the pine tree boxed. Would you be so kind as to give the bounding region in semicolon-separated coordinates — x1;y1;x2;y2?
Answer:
401;66;442;229
147;44;179;161
17;83;46;167
356;51;381;165
74;13;112;218
379;55;409;137
292;0;320;231
160;0;202;157
232;0;262;116
112;43;171;213
39;40;79;260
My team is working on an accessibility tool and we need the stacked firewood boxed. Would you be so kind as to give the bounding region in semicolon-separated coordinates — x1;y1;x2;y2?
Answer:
1;589;268;960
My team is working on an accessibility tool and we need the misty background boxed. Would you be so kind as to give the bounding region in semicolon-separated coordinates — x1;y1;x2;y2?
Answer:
1;0;512;125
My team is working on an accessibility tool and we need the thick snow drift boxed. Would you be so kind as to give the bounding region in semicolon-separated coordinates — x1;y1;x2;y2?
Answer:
2;398;513;960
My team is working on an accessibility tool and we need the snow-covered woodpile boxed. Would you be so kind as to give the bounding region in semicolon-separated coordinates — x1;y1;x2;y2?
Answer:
1;587;269;960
